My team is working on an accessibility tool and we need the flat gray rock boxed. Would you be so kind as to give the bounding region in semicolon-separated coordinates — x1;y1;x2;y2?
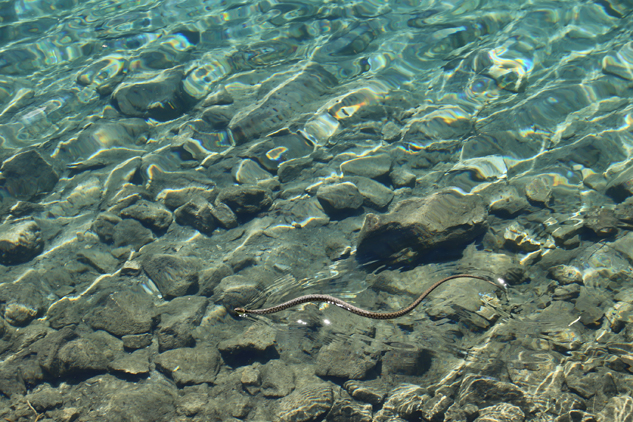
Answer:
142;254;200;299
174;197;217;235
218;324;278;365
85;289;156;336
155;296;208;351
0;150;58;201
260;359;295;397
216;185;273;214
315;342;378;380
348;176;394;209
316;182;364;214
356;191;488;264
340;153;392;179
277;384;333;422
0;219;43;265
120;200;173;232
112;218;155;250
154;345;221;386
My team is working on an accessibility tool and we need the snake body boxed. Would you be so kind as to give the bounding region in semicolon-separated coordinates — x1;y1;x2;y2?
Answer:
235;274;500;320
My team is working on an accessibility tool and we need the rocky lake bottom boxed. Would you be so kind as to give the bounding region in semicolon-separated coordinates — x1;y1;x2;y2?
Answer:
2;0;633;421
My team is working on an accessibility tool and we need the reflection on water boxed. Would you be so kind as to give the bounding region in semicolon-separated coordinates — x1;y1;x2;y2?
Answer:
1;0;633;420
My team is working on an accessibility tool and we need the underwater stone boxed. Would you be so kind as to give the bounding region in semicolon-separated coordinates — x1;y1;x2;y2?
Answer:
548;265;583;285
174;197;217;235
0;219;44;265
389;167;417;189
0;150;58;201
108;349;150;376
120;200;173;233
4;302;38;326
216;185;272;214
315;342;378;379
154;345;221;386
112;67;191;121
85;289;155;336
277;384;333;422
316;182;364;214
142;254;199;299
156;296;207;352
525;176;552;205
340;153;392;179
356;191;487;264
113;218;155;250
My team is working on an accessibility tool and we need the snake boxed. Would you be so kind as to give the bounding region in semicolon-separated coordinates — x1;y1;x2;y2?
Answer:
235;274;501;320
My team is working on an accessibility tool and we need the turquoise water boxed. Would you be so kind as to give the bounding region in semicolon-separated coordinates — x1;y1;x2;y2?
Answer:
1;0;633;420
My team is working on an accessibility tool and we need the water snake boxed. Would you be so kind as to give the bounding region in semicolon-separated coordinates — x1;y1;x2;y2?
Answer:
235;274;501;320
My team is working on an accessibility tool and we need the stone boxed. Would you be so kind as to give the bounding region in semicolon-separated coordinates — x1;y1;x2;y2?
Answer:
0;219;44;265
142;254;200;299
597;395;633;422
69;374;177;421
234;159;273;185
356;191;488;264
122;333;153;350
4;302;38;326
326;399;373;422
213;273;265;314
198;263;233;296
343;380;386;406
57;337;109;376
474;403;525;422
574;287;608;327
341;154;392;179
154;345;221;386
0;150;59;201
584;208;619;237
218;324;279;366
277;384;333;422
260;359;295;397
229;64;337;144
348;176;394;209
458;375;532;413
155;296;208;351
174;197;217;235
489;186;530;216
112;218;155;250
209;202;238;229
315;342;378;379
216;185;273;214
85;289;156;336
159;187;217;210
77;247;119;274
25;384;63;413
525;176;553;205
316;182;364;214
120;200;173;233
382;347;432;376
91;212;122;243
112;67;191;121
606;166;633;202
549;265;583;285
389;167;416;188
278;157;313;183
108;349;150;375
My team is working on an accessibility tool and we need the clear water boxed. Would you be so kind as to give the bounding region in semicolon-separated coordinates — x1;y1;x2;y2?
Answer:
1;0;633;420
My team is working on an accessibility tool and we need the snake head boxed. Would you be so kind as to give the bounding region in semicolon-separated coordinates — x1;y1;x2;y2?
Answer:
234;307;247;315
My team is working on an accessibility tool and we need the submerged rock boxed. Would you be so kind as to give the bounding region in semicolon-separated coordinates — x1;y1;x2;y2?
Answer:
316;182;364;215
154;345;221;386
276;384;333;422
356;191;488;264
0;150;59;201
0;219;44;265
